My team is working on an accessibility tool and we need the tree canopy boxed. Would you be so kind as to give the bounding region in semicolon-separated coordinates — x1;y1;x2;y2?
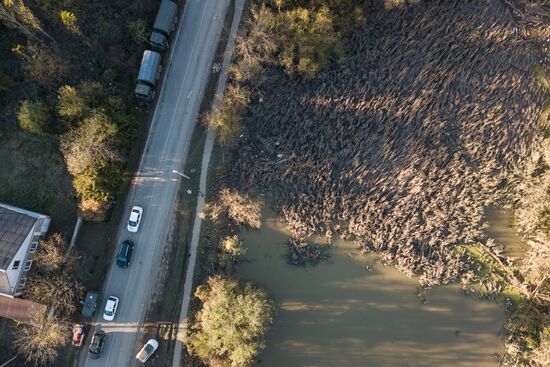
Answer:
34;233;66;273
277;5;343;79
187;276;276;367
17;100;51;134
60;112;119;182
12;313;69;366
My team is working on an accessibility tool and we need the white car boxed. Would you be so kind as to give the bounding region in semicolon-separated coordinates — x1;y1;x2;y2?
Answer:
127;206;143;233
103;296;119;321
136;339;159;363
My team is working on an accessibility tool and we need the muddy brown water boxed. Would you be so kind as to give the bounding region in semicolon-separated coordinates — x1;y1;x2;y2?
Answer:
238;211;505;367
484;205;528;261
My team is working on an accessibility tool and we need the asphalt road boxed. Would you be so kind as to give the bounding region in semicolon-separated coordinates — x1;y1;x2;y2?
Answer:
80;1;229;366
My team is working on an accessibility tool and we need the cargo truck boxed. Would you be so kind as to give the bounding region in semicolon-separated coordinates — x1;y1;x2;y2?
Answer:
135;50;162;102
149;0;178;51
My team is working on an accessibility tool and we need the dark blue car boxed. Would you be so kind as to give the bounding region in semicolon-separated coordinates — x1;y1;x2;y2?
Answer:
116;240;134;269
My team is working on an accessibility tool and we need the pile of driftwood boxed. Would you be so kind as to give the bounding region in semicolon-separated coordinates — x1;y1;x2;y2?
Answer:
231;1;547;284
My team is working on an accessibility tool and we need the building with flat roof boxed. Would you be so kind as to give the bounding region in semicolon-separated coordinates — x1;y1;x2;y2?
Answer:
0;203;50;297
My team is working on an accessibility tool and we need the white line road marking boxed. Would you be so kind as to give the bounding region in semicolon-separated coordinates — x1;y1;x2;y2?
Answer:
83;1;213;367
102;7;204;359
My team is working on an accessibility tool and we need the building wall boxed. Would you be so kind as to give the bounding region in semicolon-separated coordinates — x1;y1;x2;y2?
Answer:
6;228;34;296
0;203;51;297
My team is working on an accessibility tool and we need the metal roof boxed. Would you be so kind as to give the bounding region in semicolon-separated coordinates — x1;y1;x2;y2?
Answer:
0;204;37;270
152;0;177;35
138;50;161;83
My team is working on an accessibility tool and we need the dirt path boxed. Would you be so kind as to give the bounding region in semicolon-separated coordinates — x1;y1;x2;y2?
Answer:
171;1;245;366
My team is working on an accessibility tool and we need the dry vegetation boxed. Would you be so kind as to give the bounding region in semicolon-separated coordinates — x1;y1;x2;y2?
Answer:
221;0;550;365
25;233;83;318
206;188;263;229
12;313;69;366
232;0;547;285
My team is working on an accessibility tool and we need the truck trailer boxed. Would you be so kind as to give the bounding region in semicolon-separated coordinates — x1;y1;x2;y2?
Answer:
149;0;178;51
135;50;162;102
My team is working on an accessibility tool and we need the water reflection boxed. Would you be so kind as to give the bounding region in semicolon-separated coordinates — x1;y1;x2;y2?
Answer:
238;211;505;367
484;205;527;261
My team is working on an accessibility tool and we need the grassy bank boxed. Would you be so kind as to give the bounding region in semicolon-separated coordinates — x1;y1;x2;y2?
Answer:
0;129;77;234
457;244;523;305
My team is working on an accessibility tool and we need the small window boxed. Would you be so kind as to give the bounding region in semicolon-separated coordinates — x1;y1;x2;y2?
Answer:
12;261;20;270
29;242;38;253
23;260;32;271
17;277;27;289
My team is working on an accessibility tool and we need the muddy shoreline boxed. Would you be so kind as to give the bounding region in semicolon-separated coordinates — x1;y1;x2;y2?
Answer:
237;209;506;367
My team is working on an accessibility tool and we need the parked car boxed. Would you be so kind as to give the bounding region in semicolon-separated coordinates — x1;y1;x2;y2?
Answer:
103;296;119;321
88;330;106;359
116;240;134;269
72;324;86;347
127;206;144;232
136;339;159;363
81;290;99;318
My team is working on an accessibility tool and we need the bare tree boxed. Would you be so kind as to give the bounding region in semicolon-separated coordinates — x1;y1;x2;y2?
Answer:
231;4;278;82
12;313;69;366
236;5;277;65
25;274;84;317
34;233;66;273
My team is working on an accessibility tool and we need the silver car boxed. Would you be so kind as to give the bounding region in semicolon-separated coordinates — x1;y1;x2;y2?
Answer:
136;339;159;363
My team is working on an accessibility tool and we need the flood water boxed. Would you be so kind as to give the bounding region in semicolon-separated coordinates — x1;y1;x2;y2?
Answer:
238;210;505;367
485;205;527;261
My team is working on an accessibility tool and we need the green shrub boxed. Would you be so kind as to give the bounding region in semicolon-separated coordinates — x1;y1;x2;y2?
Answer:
187;276;276;367
220;235;247;258
60;111;120;177
59;10;80;34
277;6;343;79
17;100;51;134
58;85;87;120
127;19;148;44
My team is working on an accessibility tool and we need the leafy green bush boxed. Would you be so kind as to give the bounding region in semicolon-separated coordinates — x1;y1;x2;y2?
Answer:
187;276;276;367
72;162;122;202
277;6;343;78
17;100;51;134
58;85;87;120
59;10;80;34
220;235;246;258
127;19;148;44
60;112;120;177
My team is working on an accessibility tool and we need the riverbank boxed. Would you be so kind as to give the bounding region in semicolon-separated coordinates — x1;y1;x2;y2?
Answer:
237;208;505;367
